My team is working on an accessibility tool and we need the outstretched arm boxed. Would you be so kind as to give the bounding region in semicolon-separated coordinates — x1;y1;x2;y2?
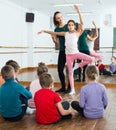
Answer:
37;30;65;36
74;5;84;35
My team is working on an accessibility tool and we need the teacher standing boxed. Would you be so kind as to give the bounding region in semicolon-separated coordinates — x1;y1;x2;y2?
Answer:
52;11;71;93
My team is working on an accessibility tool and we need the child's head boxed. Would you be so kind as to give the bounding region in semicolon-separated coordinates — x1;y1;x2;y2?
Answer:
87;29;92;36
85;65;99;81
37;62;48;77
111;56;116;63
5;60;20;76
97;59;102;65
75;23;79;30
39;72;53;89
67;20;76;31
87;29;95;38
1;65;15;80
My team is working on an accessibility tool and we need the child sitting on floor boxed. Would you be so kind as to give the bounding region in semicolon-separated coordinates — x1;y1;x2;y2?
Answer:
96;60;111;76
109;56;116;74
71;65;108;119
26;62;48;114
0;65;32;121
34;72;74;124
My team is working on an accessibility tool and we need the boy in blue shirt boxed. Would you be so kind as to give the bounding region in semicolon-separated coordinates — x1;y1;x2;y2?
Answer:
0;65;32;121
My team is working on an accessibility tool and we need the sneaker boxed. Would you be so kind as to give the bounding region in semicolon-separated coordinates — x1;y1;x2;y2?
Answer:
55;88;66;92
26;107;36;114
69;89;75;95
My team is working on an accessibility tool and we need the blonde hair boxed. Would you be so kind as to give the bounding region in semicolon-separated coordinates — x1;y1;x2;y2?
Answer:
85;65;99;80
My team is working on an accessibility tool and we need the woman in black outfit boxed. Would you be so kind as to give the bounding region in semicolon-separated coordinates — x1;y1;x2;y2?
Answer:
52;11;71;93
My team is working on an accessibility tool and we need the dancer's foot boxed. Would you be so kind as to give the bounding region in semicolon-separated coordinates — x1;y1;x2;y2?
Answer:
73;63;79;71
55;88;66;92
69;89;75;95
65;88;71;93
75;79;81;82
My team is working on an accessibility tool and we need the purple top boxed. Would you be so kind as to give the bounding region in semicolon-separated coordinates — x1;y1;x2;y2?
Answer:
109;64;116;73
79;82;108;118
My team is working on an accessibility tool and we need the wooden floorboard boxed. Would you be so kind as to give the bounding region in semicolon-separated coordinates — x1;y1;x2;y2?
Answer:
1;69;116;130
17;68;116;88
0;87;116;130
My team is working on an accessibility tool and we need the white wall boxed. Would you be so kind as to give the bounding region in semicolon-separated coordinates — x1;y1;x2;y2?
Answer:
0;1;27;45
32;10;58;66
0;1;116;70
0;1;28;68
0;0;58;70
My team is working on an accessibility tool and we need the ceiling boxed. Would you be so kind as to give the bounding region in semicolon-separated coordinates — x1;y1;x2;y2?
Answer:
7;0;116;18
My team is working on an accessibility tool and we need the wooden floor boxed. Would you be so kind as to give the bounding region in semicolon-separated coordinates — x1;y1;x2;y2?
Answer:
0;86;116;130
1;67;116;130
17;68;116;87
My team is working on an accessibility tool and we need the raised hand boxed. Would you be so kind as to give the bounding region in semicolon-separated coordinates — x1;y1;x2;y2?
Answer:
74;5;79;13
92;21;96;26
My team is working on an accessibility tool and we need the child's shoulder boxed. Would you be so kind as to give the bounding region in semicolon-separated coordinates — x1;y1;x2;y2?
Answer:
83;82;105;88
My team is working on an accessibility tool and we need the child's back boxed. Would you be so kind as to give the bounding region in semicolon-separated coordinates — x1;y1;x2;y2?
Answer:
34;72;74;124
34;88;61;124
80;82;107;118
0;79;31;117
28;62;48;109
71;65;108;119
0;65;32;121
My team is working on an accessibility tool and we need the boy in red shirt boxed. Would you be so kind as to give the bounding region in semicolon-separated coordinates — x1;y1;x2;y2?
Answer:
96;60;111;76
34;72;74;124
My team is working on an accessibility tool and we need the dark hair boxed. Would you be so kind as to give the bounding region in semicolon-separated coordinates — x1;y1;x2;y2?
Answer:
88;29;97;38
37;62;48;76
67;20;76;29
5;60;20;73
1;65;15;80
38;62;46;67
87;29;92;35
97;59;102;63
85;65;99;80
75;23;79;30
53;11;61;27
39;72;53;88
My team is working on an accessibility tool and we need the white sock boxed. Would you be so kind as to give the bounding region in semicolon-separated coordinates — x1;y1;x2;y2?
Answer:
26;107;36;114
73;63;78;71
69;89;75;95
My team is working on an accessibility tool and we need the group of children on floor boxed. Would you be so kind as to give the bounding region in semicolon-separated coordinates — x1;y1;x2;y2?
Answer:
74;56;116;81
96;56;116;76
0;59;108;124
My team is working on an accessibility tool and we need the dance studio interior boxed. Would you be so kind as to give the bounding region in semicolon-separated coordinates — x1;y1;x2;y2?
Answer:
0;0;116;130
